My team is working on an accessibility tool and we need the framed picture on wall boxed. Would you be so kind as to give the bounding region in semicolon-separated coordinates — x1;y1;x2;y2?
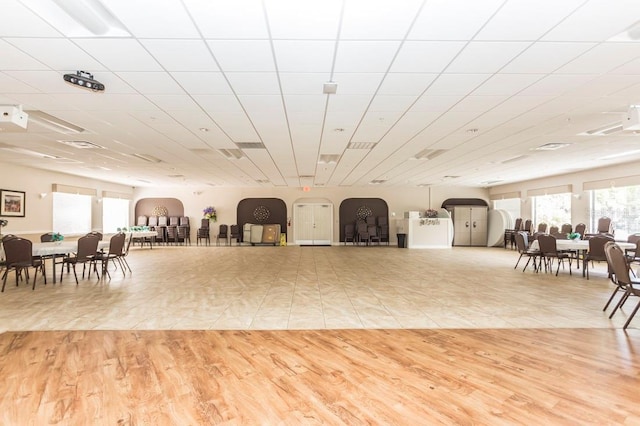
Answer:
0;189;26;217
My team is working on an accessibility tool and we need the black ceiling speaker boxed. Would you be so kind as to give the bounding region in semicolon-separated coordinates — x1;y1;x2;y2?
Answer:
63;71;105;91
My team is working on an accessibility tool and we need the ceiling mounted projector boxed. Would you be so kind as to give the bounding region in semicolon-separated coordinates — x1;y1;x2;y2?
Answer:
63;71;105;91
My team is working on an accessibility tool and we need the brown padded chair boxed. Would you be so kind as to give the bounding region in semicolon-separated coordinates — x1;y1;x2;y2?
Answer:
514;231;539;272
216;224;229;246
60;235;100;284
344;223;355;245
229;224;241;245
197;219;210;246
513;217;523;231
549;225;559;235
523;219;532;234
560;223;572;234
537;234;573;276
584;235;615;279
94;232;126;279
605;243;640;329
537;223;548;233
574;223;586;238
597;217;613;234
1;237;46;292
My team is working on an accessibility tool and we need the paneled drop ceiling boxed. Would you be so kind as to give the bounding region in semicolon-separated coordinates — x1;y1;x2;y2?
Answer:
2;0;640;188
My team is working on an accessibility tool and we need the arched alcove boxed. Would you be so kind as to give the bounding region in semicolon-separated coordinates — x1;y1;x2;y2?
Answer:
339;198;389;242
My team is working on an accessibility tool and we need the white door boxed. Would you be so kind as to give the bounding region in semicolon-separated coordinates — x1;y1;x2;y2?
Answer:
470;207;488;246
453;207;471;246
294;203;333;245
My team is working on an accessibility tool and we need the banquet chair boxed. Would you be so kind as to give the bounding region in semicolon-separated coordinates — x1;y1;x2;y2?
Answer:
513;217;523;231
537;223;548;233
1;237;46;292
197;219;210;246
94;232;126;279
60;235;100;284
605;242;640;329
229;224;241;245
344;223;355;245
560;223;572;235
549;225;559;235
523;219;533;234
379;223;389;245
356;222;369;245
584;235;614;279
597;217;613;234
574;223;586;239
514;232;539;272
40;233;55;242
216;224;229;246
537;234;573;276
368;225;381;245
136;215;148;226
176;225;189;245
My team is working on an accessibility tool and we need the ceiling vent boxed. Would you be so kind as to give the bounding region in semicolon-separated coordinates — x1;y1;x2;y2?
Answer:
58;140;104;149
26;110;84;134
501;154;530;163
235;142;266;149
218;149;244;159
255;179;270;184
347;142;377;150
412;148;447;160
533;143;571;151
318;154;340;164
580;121;624;136
370;179;387;184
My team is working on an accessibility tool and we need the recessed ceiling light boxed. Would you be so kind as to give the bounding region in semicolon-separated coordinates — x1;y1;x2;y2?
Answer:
334;128;345;132
323;82;338;94
199;127;209;132
466;128;479;133
533;143;571;151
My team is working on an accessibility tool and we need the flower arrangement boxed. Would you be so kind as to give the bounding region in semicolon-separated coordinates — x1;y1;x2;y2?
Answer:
52;232;64;242
567;232;581;240
425;208;439;218
203;206;217;222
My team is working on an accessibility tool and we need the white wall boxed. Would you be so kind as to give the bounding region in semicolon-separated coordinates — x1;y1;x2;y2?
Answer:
134;185;489;244
1;162;490;243
0;163;133;236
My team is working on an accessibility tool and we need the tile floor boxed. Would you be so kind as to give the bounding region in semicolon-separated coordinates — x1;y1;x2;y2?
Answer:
0;244;635;332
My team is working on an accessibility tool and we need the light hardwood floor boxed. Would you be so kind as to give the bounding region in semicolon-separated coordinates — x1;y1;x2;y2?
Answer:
0;245;639;424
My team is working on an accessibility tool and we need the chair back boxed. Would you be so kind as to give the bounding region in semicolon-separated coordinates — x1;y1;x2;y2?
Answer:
574;223;586;238
3;237;32;266
230;224;240;239
148;216;158;227
76;235;100;261
537;223;548;233
605;243;632;286
549;225;559;235
560;223;572;234
597;217;612;233
367;225;378;237
86;231;103;240
218;224;228;238
180;216;189;226
377;216;388;226
2;234;18;242
513;217;523;231
108;232;126;255
588;235;614;261
514;231;530;253
523;219;532;233
628;234;640;244
158;216;168;226
537;234;558;255
169;216;179;226
136;215;148;226
201;218;209;229
40;232;55;242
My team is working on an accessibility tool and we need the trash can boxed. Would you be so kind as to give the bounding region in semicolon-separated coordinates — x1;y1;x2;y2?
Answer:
397;233;407;248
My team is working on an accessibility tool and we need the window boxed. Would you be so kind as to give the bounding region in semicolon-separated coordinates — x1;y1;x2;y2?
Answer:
493;198;521;226
532;193;571;229
52;192;91;235
590;186;640;240
102;197;130;233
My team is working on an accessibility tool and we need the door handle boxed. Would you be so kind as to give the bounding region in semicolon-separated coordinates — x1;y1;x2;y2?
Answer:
465;221;469;228
473;221;476;228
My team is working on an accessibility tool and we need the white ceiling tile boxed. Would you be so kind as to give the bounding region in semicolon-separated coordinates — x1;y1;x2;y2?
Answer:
0;0;61;37
447;42;530;74
565;74;640;98
102;0;199;38
208;40;275;72
213;113;260;142
273;40;335;73
520;74;594;97
334;41;401;73
116;72;185;95
0;72;41;93
192;95;245;114
73;39;162;71
449;96;509;112
476;0;585;41
378;73;438;95
331;73;385;95
6;38;106;71
410;95;464;112
284;95;327;119
225;73;281;95
340;0;423;40
170;72;232;95
368;95;417;112
4;70;86;94
424;74;490;96
185;0;268;39
408;0;503;40
280;73;330;94
264;0;342;39
0;39;49;70
145;95;201;111
141;40;218;72
502;42;596;73
556;43;640;74
472;74;543;96
543;0;640;42
611;57;640;75
390;41;466;73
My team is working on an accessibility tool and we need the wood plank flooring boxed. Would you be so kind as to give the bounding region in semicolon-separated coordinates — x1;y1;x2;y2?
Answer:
1;328;638;425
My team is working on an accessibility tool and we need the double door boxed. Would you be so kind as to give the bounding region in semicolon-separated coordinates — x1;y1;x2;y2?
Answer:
452;206;487;246
294;203;333;245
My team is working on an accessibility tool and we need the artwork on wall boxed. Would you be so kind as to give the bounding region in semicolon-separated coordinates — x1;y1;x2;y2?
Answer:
0;189;25;217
